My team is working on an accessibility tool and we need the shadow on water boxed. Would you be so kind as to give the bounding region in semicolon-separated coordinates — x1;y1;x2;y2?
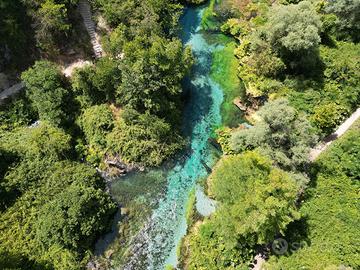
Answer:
95;209;122;256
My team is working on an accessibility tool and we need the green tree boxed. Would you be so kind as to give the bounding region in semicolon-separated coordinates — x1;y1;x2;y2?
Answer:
35;184;116;250
231;98;317;171
21;61;68;126
79;104;114;149
0;121;71;162
267;1;322;52
92;58;121;102
34;0;71;53
117;36;192;120
311;102;348;134
106;109;184;166
266;1;322;71
0;160;115;269
209;152;300;245
325;0;360;42
71;58;121;108
0;93;37;131
78;104;114;164
187;152;300;269
94;0;182;37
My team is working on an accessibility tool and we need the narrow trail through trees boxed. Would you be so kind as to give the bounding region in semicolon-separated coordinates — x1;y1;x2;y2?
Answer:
1;0;102;104
0;60;91;104
310;108;360;161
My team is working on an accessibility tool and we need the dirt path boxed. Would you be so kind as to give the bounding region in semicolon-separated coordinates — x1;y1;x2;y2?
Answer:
0;82;25;104
0;59;92;104
310;108;360;161
62;59;92;77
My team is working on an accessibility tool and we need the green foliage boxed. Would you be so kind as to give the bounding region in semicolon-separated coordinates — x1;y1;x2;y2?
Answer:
0;93;37;131
0;159;115;269
20;0;77;54
35;184;115;250
79;104;114;149
230;99;317;172
240;36;286;78
187;152;300;269
267;1;322;53
285;42;360;135
103;24;127;57
0;121;71;162
236;34;286;97
311;102;348;134
107;109;184;166
92;58;121;102
0;250;49;270
215;126;233;154
71;58;121;108
21;61;68;126
316;121;360;180
35;0;70;53
117;36;193;120
187;220;249;270
221;19;242;37
266;1;322;71
94;0;182;37
325;0;360;42
78;104;114;164
266;121;360;269
209;152;300;244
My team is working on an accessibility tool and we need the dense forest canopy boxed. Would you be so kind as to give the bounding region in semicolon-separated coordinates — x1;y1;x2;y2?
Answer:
0;0;359;269
0;0;194;269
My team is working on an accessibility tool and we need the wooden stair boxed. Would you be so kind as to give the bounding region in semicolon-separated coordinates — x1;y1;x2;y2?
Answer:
78;0;103;59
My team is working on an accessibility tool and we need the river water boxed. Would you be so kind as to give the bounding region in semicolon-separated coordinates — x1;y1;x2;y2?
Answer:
115;5;225;270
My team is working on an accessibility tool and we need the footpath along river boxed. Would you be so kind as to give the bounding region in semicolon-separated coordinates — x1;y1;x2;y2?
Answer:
114;5;226;270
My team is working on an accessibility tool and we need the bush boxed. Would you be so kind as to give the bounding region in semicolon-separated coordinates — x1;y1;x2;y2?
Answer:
21;61;68;126
230;98;317;172
106;110;184;166
186;152;300;269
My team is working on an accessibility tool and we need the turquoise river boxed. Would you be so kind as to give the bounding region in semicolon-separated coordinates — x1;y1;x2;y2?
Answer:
111;5;227;270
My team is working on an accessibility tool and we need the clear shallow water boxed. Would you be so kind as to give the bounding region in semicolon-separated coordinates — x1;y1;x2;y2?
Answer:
120;6;224;270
